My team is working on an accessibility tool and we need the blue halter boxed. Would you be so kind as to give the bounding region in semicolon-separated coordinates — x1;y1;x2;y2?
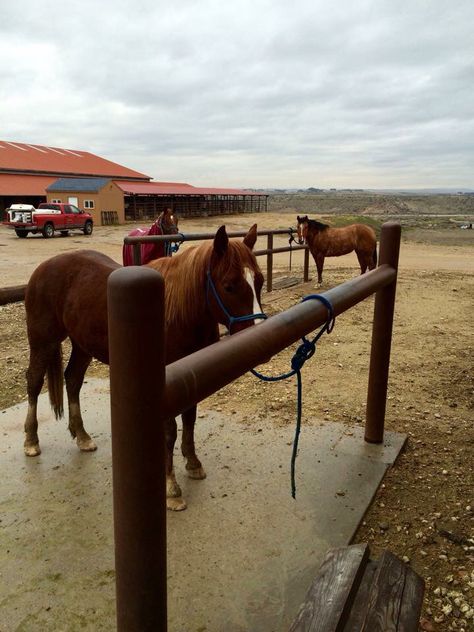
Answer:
206;269;267;332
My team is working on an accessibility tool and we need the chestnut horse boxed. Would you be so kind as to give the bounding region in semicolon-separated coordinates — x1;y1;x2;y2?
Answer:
297;215;377;284
122;207;179;266
23;224;264;511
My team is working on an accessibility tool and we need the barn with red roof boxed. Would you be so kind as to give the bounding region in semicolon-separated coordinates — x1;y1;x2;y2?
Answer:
0;140;267;224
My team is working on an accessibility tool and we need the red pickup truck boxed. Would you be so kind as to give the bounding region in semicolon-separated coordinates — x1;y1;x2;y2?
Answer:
3;203;94;238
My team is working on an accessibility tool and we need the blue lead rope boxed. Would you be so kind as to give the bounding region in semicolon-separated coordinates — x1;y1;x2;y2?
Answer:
251;294;335;498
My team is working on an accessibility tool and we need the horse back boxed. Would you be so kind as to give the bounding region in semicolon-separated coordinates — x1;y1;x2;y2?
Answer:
122;224;165;266
26;250;120;362
310;224;375;256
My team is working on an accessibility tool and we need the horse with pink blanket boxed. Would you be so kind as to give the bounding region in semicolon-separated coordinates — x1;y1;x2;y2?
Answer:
122;208;179;265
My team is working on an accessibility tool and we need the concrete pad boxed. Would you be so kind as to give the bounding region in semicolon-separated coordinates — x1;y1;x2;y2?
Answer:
0;379;406;631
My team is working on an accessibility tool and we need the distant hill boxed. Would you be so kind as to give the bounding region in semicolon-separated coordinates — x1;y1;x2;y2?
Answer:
254;187;474;196
267;191;474;216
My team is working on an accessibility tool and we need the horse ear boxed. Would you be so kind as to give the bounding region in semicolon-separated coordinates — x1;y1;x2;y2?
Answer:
243;224;257;250
213;225;229;257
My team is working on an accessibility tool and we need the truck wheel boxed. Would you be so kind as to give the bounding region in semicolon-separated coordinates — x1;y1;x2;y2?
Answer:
42;223;54;239
15;230;28;238
83;221;93;236
60;230;69;237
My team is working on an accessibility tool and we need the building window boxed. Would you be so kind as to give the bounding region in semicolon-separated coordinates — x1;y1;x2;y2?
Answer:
51;198;62;203
84;200;95;209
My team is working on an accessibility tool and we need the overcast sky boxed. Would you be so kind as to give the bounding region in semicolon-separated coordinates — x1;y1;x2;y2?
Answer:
1;0;473;189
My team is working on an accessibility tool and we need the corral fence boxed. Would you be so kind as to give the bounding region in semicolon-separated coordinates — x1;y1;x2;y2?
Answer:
0;227;307;306
108;221;401;631
123;227;310;292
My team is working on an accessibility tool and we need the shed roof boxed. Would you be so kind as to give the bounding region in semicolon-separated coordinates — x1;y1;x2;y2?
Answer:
0;174;56;196
114;180;266;196
47;177;111;192
0;140;150;180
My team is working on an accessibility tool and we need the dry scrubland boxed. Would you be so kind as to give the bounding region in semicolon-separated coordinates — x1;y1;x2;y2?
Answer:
0;191;473;631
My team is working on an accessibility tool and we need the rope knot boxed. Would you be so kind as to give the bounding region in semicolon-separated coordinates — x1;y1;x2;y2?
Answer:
291;338;315;371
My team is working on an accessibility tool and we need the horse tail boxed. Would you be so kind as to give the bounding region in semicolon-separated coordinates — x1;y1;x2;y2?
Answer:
47;343;64;420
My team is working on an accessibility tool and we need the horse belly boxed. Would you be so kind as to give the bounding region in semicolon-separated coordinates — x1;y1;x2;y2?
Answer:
320;233;353;257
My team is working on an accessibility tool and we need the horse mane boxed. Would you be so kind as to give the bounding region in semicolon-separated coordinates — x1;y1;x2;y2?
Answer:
308;218;330;231
147;239;258;327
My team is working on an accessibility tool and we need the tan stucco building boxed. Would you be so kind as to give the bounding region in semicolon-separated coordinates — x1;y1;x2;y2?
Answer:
1;140;267;224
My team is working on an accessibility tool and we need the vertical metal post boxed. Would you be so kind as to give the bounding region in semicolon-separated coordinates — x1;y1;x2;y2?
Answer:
108;267;167;632
133;243;142;265
365;222;401;443
303;247;310;282
267;233;273;293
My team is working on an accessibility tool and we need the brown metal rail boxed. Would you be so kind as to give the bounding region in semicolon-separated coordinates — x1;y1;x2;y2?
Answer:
0;228;305;304
124;227;308;290
107;221;401;631
0;284;26;306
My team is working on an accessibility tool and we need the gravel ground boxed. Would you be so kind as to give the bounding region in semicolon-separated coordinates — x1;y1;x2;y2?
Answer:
0;212;473;631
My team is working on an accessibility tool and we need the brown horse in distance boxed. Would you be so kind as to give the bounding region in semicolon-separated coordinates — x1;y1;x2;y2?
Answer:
297;215;377;284
23;225;263;511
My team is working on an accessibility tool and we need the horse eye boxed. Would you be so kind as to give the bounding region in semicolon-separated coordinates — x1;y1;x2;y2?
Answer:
224;284;234;293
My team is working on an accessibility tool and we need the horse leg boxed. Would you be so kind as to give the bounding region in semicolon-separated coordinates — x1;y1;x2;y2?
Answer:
356;250;367;274
369;244;377;270
181;406;206;480
64;343;96;451
166;417;187;511
314;253;325;284
24;343;58;456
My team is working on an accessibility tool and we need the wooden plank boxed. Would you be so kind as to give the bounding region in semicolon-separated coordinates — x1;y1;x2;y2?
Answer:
343;559;378;632
397;565;425;631
289;543;370;632
360;551;423;631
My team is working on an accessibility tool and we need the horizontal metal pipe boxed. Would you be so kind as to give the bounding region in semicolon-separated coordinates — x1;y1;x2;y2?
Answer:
161;264;396;421
124;228;296;245
254;245;306;256
0;284;27;305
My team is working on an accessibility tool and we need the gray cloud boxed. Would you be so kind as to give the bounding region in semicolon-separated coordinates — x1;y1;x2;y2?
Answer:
1;0;473;188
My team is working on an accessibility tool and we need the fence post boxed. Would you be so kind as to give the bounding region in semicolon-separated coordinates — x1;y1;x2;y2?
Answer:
108;267;167;632
304;247;310;282
132;244;142;265
267;233;273;292
365;222;401;443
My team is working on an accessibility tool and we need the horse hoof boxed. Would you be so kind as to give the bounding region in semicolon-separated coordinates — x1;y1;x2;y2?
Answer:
167;497;187;511
24;443;41;457
77;438;97;452
166;479;182;498
187;466;207;480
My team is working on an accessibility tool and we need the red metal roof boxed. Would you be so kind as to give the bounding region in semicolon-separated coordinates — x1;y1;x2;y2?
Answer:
0;140;150;180
114;180;266;196
0;174;56;195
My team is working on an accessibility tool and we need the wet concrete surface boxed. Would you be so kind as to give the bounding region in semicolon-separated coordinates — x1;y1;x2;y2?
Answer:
0;379;405;631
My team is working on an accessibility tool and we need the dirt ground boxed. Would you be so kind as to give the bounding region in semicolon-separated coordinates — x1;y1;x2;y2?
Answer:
0;211;473;631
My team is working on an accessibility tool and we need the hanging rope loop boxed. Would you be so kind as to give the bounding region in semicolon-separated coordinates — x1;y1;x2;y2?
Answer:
250;293;335;498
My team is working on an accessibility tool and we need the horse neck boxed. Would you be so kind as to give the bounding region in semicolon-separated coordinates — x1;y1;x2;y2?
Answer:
307;222;330;244
151;246;215;332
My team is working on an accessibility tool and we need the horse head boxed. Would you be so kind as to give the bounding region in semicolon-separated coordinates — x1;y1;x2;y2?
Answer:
296;215;309;245
157;208;179;235
207;224;265;333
